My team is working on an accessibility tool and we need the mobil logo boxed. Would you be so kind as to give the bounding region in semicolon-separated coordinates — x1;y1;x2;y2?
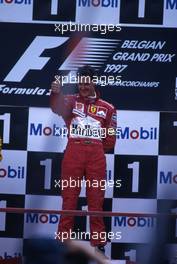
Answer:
117;127;157;140
78;0;118;7
160;171;177;184
0;165;24;179
30;123;67;137
0;0;31;4
114;216;155;227
166;0;177;9
26;213;59;224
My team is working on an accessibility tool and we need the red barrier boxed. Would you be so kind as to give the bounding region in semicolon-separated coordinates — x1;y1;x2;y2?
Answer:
0;207;176;218
0;258;22;264
0;258;136;264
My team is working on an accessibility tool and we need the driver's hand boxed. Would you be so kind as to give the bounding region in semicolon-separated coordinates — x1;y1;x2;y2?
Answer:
51;75;61;94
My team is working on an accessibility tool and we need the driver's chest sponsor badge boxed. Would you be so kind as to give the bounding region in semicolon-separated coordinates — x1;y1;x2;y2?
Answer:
72;102;85;117
90;105;97;114
88;105;107;119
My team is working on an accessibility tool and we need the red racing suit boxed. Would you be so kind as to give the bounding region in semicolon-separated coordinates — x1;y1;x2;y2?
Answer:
50;90;117;246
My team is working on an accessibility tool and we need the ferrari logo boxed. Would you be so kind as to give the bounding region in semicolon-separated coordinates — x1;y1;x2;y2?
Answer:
90;105;97;114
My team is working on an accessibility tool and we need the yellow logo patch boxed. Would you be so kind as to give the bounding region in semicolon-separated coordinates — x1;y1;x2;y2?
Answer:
90;105;97;114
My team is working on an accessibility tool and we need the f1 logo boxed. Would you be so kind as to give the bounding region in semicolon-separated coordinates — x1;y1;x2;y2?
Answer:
4;36;69;82
33;0;77;22
120;0;163;25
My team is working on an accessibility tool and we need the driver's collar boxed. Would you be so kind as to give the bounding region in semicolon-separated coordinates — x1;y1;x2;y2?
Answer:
88;91;97;99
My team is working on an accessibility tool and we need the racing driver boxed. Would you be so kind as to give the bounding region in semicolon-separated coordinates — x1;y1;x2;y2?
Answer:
50;65;117;253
